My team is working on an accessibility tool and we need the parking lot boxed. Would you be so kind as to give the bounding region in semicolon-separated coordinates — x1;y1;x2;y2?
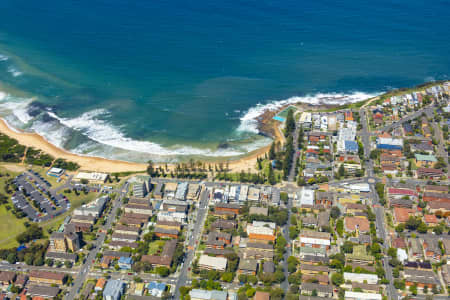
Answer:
11;171;70;222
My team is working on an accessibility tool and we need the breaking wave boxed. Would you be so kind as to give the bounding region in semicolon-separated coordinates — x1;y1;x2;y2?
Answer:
237;91;380;133
0;89;380;162
7;66;23;77
46;109;246;157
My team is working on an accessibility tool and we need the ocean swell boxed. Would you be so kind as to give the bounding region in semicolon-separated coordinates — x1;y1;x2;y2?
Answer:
46;109;246;157
0;89;379;162
237;91;380;134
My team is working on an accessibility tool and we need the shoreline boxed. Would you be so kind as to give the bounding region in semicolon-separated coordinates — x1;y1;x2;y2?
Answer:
0;117;279;174
3;79;441;174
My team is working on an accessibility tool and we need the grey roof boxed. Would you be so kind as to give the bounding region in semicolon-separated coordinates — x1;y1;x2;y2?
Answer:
189;289;227;300
27;285;60;298
263;261;275;273
299;297;333;300
404;269;439;285
103;251;131;258
301;282;333;294
45;251;77;262
238;259;258;272
104;280;125;298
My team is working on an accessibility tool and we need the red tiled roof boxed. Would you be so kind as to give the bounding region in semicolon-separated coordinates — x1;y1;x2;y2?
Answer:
424;214;438;224
388;188;417;196
344;217;370;232
392;237;407;249
393;207;415;223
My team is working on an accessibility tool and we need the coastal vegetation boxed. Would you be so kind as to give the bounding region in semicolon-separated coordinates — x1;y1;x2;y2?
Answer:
0;133;79;170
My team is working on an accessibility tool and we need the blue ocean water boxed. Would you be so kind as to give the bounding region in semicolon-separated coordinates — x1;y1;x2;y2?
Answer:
0;0;448;161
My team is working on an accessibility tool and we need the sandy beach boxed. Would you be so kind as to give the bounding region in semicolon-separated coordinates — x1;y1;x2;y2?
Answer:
0;118;282;174
0;119;148;173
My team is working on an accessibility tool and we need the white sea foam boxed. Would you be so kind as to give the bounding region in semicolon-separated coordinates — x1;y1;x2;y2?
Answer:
7;66;23;77
47;109;245;157
0;54;8;62
0;95;33;124
237;91;380;133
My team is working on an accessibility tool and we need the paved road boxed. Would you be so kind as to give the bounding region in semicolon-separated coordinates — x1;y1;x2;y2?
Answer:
0;262;79;275
288;125;300;183
361;107;399;300
66;182;129;300
280;187;292;294
173;187;210;299
374;106;434;133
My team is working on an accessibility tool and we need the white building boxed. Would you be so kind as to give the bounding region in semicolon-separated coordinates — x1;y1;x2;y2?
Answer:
175;182;188;200
344;272;378;284
345;291;382;300
252;221;276;230
296;188;314;207
198;255;227;271
157;211;186;223
73;196;109;218
74;172;108;183
239;185;248;202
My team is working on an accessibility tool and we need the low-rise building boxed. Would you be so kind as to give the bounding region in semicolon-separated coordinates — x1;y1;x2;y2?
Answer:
103;280;125;300
198;255;227;271
299;230;331;250
29;270;65;285
344;272;378;284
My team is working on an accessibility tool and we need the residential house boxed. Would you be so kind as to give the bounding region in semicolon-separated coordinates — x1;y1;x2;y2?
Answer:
198;255;227;271
238;259;258;275
300;283;333;298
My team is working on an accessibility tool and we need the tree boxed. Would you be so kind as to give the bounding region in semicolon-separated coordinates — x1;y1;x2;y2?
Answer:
409;284;418;296
336;219;344;237
330;207;341;219
342;241;354;253
269;142;276;160
417;222;428;234
238;274;247;283
156;267;170;277
268;164;276;185
331;273;344;286
16;224;43;244
24;253;34;265
338;164;345;178
284;109;295;137
221;272;234;282
7;253;17;264
393;279;405;290
387;247;397;258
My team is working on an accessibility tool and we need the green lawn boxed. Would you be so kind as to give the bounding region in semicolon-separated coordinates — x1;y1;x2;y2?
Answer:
148;240;166;255
0;205;27;248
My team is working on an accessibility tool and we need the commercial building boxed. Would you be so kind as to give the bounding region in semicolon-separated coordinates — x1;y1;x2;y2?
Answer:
376;138;403;150
74;172;109;184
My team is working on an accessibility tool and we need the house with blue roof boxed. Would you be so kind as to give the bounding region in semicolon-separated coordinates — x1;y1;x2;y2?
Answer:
147;282;166;297
118;257;133;270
